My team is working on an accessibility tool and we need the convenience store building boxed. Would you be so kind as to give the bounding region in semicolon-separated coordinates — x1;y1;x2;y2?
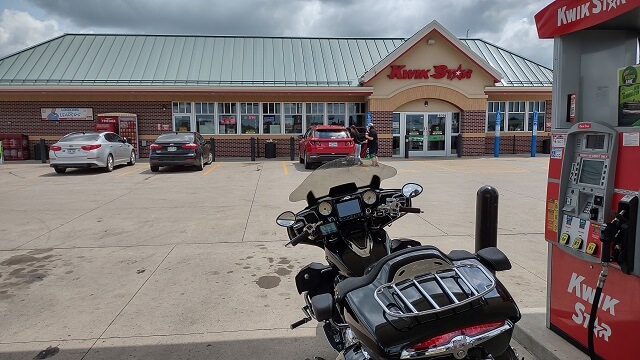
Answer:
0;20;552;159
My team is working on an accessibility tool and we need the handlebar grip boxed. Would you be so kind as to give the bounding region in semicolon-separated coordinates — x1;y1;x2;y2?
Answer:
290;230;311;246
399;207;422;213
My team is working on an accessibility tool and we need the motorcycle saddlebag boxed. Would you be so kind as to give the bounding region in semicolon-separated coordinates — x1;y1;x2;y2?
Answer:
337;246;520;358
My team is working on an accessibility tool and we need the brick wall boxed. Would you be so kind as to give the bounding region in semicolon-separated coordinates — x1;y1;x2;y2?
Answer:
460;110;485;156
484;135;551;155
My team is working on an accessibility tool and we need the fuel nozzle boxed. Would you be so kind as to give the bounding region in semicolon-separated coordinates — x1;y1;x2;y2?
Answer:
599;209;628;263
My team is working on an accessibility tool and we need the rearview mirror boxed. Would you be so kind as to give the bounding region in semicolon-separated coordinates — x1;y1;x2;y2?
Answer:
276;211;296;227
402;183;423;198
122;137;129;144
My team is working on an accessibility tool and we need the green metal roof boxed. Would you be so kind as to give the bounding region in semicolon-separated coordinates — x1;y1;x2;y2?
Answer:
0;34;405;87
0;34;551;87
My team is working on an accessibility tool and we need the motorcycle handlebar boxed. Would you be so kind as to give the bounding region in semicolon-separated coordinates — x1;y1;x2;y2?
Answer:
289;229;311;247
399;206;422;213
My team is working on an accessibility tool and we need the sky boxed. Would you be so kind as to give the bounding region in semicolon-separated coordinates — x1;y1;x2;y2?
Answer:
0;0;555;68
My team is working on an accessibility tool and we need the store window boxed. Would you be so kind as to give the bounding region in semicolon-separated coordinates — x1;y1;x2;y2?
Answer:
240;102;259;134
327;103;346;126
348;103;366;128
284;103;303;134
172;101;192;131
507;101;526;131
487;101;505;132
528;101;546;132
451;112;460;154
305;103;324;130
218;102;237;134
195;102;215;134
263;103;282;134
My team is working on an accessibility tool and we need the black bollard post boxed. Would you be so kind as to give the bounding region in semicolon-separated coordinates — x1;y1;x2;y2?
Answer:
214;138;216;161
250;137;256;161
290;136;295;161
475;185;499;252
404;135;409;159
39;138;47;163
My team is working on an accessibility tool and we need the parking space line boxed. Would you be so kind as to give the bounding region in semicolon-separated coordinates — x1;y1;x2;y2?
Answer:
116;166;145;177
417;161;456;171
281;161;288;174
203;163;222;176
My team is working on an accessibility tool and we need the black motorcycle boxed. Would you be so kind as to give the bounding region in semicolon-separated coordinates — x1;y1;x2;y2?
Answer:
276;158;520;360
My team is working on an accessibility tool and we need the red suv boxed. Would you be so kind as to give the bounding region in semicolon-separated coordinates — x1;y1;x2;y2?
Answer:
299;125;354;169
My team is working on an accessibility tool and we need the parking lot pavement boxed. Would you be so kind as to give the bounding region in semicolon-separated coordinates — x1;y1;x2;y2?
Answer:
0;157;547;359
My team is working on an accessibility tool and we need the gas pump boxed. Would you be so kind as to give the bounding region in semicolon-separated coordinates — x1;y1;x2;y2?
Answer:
535;1;640;359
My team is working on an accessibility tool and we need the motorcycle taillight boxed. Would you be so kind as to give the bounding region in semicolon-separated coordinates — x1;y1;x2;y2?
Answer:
408;321;505;352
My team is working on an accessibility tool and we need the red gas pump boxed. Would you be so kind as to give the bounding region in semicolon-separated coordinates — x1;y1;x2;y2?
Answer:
536;2;640;359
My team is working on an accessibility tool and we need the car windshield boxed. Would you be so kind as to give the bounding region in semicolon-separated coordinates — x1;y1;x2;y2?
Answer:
156;133;194;142
60;133;100;142
289;158;397;202
313;130;348;139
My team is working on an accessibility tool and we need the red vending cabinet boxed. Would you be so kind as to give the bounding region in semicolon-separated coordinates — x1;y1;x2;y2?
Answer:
96;113;139;158
95;114;118;133
0;133;30;160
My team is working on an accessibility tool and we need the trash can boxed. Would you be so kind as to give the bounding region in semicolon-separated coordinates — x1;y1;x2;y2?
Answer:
265;141;276;158
542;138;551;154
34;144;49;160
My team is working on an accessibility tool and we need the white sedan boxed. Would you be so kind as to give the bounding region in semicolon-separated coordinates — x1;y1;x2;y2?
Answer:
49;132;136;174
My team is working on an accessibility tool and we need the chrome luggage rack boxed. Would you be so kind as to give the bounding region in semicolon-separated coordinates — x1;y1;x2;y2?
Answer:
373;263;496;318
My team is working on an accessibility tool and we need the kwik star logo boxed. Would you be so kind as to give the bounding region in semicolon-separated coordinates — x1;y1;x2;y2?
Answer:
387;64;473;81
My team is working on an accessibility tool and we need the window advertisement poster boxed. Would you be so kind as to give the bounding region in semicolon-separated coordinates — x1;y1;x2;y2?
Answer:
41;108;94;121
618;65;640;126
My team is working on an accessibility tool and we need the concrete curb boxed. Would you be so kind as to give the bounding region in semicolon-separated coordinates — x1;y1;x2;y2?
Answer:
512;310;589;360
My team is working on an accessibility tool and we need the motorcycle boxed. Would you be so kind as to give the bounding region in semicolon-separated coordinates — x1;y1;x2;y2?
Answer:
276;158;521;360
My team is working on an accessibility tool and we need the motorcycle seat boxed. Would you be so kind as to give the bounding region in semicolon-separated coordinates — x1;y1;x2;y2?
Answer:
335;245;446;306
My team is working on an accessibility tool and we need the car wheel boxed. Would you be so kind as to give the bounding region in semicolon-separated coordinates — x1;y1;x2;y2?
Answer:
196;154;204;171
127;151;136;166
304;152;312;169
54;167;66;174
207;152;213;164
150;165;159;172
104;154;114;172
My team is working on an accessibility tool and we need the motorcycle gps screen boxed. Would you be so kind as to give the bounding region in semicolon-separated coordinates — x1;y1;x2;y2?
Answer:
336;198;361;220
319;222;338;235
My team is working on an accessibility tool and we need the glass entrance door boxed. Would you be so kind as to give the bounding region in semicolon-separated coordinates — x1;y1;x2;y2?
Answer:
426;114;447;155
399;112;450;157
405;114;425;156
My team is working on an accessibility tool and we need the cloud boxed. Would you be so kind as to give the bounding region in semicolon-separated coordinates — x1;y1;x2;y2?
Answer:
0;9;62;57
20;0;553;67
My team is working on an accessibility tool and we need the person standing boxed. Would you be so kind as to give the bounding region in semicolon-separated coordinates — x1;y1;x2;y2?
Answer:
365;124;379;167
349;125;363;165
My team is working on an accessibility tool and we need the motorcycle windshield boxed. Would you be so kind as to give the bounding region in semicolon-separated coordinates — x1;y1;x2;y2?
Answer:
289;157;397;202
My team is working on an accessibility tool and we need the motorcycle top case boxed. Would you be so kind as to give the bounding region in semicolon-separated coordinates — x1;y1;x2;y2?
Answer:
336;246;520;358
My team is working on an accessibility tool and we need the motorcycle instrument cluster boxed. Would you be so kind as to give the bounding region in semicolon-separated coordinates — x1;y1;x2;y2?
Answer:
362;190;377;205
318;201;333;216
336;198;362;221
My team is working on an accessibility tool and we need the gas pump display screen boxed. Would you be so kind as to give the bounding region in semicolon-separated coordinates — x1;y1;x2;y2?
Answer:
578;159;605;186
585;134;606;150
